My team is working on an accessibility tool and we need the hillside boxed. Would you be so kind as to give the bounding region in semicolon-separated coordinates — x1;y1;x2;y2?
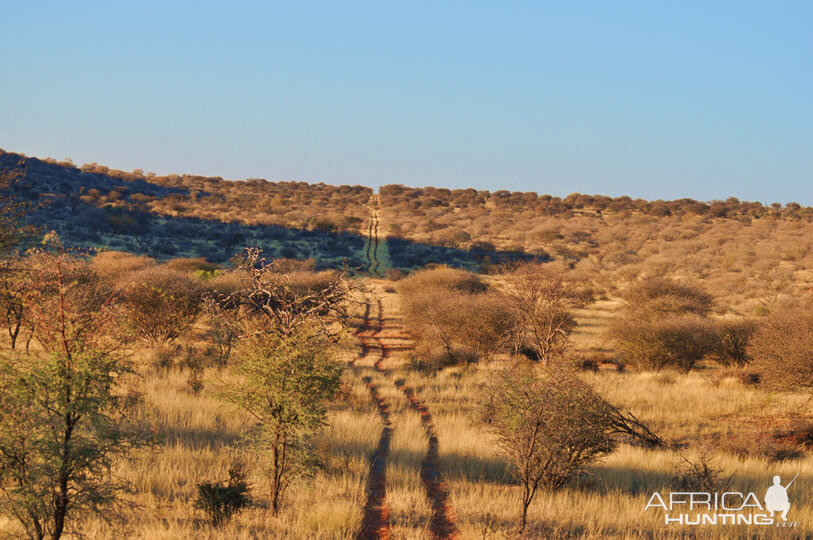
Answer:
2;148;812;312
1;149;373;267
378;185;813;314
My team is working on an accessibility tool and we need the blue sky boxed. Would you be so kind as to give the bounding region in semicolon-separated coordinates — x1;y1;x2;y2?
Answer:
1;1;811;204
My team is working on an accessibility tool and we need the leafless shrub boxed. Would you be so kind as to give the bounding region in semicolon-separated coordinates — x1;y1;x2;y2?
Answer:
710;319;757;367
672;454;731;492
608;279;718;373
607;410;666;448
224;248;354;338
622;277;714;316
400;268;515;367
498;262;587;366
749;300;813;391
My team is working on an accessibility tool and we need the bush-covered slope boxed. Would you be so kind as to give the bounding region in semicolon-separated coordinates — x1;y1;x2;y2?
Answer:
0;149;370;267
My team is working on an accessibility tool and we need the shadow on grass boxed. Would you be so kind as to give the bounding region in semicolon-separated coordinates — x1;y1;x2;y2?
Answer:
159;424;244;450
330;436;516;487
583;463;676;496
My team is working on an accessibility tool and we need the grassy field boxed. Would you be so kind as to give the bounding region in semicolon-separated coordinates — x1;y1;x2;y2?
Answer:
34;279;808;539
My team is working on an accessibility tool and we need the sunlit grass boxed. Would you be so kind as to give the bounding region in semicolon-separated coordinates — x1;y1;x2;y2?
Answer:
29;286;808;538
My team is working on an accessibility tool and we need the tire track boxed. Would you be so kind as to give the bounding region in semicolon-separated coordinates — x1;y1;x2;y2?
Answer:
372;210;380;275
372;300;390;374
374;299;459;539
365;216;374;272
364;193;381;275
355;297;393;540
357;376;393;540
394;380;459;539
362;192;383;276
350;300;371;367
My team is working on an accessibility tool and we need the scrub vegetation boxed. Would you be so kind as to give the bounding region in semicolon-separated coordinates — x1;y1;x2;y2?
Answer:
0;155;812;538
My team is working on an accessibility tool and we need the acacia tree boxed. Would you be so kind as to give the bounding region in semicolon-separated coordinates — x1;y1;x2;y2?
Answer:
0;239;134;539
499;263;588;365
217;248;351;513
483;365;616;533
224;324;342;513
607;278;718;373
711;319;757;367
402;289;515;365
0;166;36;350
0;259;31;350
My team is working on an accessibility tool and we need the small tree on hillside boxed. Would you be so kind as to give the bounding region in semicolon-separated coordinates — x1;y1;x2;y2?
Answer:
656;315;718;374
0;239;135;540
606;312;672;371
403;290;515;366
215;248;351;513
399;268;515;366
482;365;616;533
0;166;36;351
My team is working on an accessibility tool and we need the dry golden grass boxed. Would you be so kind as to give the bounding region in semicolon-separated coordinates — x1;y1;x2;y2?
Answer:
2;282;811;539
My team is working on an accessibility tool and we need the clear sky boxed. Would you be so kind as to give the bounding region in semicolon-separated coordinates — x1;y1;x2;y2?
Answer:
1;1;811;204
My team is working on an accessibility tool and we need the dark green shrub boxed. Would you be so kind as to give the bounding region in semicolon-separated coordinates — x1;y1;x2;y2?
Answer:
195;463;251;527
